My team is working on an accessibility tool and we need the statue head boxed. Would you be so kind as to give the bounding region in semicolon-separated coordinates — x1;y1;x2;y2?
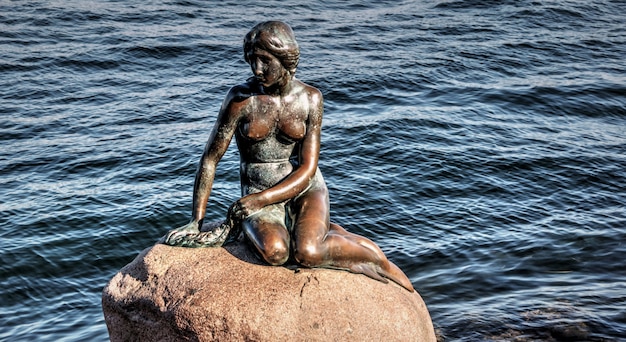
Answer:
244;21;300;76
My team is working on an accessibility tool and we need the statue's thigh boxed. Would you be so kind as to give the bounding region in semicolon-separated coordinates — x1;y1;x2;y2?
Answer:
292;188;330;244
243;204;290;248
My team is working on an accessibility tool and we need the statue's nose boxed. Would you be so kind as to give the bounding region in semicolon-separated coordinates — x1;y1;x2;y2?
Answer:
253;60;263;76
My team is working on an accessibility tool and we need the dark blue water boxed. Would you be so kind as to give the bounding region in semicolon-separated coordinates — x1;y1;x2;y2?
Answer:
1;1;625;340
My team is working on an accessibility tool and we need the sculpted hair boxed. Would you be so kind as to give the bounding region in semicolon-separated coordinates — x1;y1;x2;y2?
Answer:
244;21;300;74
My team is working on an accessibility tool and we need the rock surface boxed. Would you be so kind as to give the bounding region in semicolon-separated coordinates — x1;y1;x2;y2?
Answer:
102;242;436;341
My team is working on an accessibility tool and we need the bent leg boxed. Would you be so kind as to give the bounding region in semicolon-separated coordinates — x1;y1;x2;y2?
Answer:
292;187;414;292
243;205;290;266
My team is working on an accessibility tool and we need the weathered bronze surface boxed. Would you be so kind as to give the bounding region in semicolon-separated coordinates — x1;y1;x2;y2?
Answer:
163;21;413;292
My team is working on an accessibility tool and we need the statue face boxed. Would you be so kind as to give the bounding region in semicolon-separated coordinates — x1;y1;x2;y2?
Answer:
248;48;289;89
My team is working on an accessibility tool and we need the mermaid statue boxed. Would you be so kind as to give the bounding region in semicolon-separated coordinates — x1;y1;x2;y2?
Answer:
163;21;414;292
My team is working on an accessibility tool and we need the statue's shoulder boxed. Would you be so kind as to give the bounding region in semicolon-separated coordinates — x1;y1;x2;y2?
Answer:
220;82;258;118
227;79;258;102
295;79;323;104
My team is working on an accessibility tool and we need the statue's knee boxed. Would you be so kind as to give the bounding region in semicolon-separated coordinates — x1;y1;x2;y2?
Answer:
262;241;289;266
294;243;323;267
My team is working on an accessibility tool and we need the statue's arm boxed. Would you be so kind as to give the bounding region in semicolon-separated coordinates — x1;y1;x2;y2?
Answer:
189;89;241;227
234;88;323;218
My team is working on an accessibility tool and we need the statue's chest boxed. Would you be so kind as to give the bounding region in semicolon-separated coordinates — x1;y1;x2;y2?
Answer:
240;100;307;143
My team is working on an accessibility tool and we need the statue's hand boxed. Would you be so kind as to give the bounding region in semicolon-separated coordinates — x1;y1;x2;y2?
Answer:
231;194;265;221
163;221;200;245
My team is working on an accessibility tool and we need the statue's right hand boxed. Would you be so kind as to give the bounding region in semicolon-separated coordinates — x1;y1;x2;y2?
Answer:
162;221;200;245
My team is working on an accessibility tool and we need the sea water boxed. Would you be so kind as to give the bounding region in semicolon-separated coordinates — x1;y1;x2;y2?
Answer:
1;1;625;340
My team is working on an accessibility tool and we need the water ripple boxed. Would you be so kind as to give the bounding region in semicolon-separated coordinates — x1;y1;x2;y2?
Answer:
1;0;625;340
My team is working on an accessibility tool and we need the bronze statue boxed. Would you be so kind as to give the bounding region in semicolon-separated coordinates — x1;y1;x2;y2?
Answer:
163;21;414;292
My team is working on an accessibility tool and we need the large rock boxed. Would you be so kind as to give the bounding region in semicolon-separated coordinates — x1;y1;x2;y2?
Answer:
102;242;436;341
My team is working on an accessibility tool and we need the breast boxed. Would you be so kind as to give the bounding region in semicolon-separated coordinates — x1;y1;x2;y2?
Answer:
277;119;306;143
239;118;272;141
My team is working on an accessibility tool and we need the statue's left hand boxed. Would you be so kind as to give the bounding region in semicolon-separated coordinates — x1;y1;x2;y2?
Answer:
231;194;265;220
